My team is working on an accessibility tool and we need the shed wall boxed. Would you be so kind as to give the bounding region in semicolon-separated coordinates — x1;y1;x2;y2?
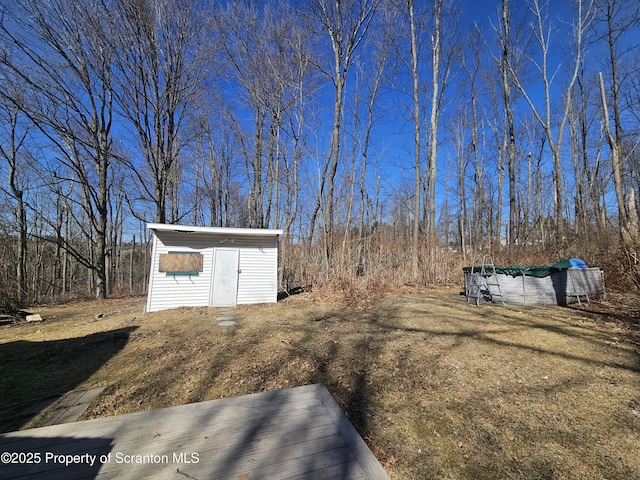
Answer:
146;230;278;313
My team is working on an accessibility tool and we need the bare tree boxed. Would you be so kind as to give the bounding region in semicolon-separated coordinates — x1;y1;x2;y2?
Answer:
408;0;422;279
451;105;471;259
0;95;32;303
509;0;593;246
0;0;118;299
280;25;317;238
213;2;269;228
389;0;427;280
194;107;238;228
568;65;607;235
108;0;206;225
487;0;519;251
354;25;389;275
456;23;494;258
464;27;492;252
594;0;640;283
307;0;379;265
423;0;461;282
600;73;640;272
212;1;314;230
425;0;443;247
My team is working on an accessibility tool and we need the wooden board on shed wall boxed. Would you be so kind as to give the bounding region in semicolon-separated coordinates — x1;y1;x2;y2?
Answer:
159;253;203;272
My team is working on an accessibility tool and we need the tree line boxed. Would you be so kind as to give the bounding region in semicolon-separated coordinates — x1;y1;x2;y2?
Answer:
1;0;639;306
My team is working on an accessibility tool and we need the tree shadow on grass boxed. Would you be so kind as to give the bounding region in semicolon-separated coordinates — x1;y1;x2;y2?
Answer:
83;303;390;479
123;294;638;479
46;293;637;479
375;295;640;479
0;326;137;433
155;304;396;479
568;300;640;333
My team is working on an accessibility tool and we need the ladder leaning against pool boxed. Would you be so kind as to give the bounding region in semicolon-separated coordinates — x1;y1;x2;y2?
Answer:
465;254;505;306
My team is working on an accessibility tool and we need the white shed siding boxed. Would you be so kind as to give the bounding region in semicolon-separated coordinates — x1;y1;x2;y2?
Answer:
237;241;279;305
146;232;214;312
145;226;280;313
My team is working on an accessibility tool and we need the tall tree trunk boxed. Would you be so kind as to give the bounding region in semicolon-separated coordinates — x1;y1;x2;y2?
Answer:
0;106;28;303
310;0;378;268
408;0;421;281
600;73;640;254
425;0;442;283
426;0;442;244
510;0;591;246
501;0;518;252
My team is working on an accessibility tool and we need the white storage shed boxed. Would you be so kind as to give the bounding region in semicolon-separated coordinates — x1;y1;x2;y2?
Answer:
145;223;283;313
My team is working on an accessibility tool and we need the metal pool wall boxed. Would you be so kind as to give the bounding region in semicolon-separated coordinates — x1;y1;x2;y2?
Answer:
464;267;605;306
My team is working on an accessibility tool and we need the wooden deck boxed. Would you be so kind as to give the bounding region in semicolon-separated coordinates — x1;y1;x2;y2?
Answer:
0;384;390;480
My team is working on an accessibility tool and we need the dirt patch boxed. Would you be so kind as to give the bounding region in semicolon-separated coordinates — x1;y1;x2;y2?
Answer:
1;289;638;479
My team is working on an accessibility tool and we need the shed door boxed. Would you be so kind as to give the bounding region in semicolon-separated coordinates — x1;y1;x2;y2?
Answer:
210;248;239;307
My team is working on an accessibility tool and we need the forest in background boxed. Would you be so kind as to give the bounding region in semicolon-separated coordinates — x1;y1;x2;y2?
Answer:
1;0;639;307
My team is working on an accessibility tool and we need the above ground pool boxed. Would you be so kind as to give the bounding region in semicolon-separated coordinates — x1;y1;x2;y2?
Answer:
463;258;605;306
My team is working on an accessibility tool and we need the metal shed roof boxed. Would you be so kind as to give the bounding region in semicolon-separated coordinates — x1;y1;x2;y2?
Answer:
147;223;283;237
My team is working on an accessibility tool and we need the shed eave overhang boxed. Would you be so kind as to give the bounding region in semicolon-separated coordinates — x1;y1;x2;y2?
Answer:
147;223;283;237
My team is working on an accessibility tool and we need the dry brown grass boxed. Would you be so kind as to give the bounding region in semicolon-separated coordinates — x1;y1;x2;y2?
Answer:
1;290;639;479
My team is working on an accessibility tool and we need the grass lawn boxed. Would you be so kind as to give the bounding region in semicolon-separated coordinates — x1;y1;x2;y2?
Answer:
1;289;639;479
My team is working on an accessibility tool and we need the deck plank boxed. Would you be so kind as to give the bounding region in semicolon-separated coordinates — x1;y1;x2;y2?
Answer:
0;384;389;480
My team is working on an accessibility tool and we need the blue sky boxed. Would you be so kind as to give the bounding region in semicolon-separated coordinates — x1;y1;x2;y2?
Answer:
2;0;634;238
